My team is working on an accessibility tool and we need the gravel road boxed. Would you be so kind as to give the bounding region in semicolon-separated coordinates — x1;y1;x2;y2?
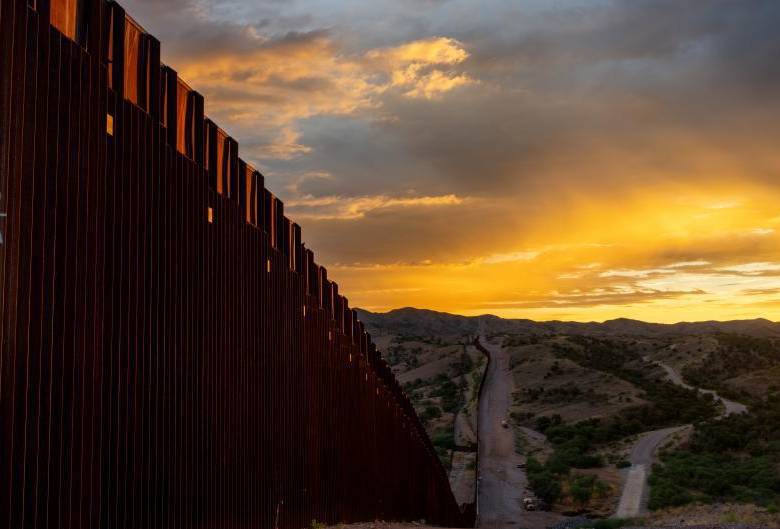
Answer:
652;360;748;416
615;358;748;518
615;426;687;518
478;337;526;527
477;336;565;529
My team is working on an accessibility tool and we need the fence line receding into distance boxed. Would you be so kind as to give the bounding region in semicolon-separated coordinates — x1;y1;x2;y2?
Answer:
0;1;472;527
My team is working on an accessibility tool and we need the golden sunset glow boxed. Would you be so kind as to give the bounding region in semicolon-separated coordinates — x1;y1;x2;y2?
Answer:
124;0;780;323
331;182;780;322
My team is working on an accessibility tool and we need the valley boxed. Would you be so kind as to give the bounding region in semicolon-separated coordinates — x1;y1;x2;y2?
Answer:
359;308;780;528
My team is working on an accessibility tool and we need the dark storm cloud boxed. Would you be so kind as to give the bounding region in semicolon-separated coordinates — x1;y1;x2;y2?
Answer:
122;0;322;65
119;0;777;204
359;0;780;195
118;0;780;324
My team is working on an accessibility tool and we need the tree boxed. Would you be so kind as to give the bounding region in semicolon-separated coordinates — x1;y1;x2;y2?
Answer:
570;475;594;507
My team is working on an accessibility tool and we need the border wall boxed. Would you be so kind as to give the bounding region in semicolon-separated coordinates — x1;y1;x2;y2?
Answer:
0;1;472;527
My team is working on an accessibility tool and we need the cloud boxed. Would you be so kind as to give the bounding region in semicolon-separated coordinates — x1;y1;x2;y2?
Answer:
479;287;704;310
367;37;469;66
173;30;384;159
135;18;474;161
665;260;711;269
119;0;780;322
479;250;541;265
366;37;475;98
286;193;466;220
716;262;780;276
599;268;676;279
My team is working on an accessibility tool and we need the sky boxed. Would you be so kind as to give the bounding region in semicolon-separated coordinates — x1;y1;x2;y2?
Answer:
123;0;780;323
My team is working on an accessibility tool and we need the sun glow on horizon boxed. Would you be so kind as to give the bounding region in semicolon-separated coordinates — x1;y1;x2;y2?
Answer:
120;0;780;324
329;182;780;323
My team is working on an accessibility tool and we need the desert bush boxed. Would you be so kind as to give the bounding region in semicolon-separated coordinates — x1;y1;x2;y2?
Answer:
420;405;442;423
649;395;780;510
527;456;563;504
583;518;632;529
431;428;455;450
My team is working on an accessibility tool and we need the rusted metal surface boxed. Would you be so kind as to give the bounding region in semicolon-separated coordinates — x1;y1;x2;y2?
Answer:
0;1;473;528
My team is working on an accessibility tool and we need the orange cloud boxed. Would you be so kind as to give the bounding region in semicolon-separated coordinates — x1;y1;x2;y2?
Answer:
286;193;466;220
322;182;780;322
123;0;780;323
174;34;473;159
367;37;475;98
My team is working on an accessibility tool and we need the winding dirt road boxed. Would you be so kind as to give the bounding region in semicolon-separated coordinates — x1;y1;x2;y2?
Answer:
652;360;747;415
615;359;747;518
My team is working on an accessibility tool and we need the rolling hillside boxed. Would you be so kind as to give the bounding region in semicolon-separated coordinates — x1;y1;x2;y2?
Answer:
362;308;780;526
357;308;780;339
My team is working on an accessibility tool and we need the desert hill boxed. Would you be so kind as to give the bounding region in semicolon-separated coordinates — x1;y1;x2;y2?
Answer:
357;307;780;338
361;307;780;524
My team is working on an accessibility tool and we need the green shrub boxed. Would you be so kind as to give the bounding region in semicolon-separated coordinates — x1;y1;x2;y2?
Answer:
420;405;442;423
649;396;780;510
570;475;595;506
583;518;632;529
431;429;455;450
527;465;562;504
568;475;610;508
453;352;474;375
535;414;563;433
559;336;720;431
433;379;463;413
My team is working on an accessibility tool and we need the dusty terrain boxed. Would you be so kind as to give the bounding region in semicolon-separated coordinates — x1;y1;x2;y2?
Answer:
478;336;565;529
361;320;486;508
360;308;780;527
506;338;647;426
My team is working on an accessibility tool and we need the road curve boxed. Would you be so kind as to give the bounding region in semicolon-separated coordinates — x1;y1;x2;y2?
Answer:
615;426;686;518
652;360;748;416
615;358;747;518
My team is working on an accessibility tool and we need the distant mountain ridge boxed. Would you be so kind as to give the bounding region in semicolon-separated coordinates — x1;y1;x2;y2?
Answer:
355;307;780;338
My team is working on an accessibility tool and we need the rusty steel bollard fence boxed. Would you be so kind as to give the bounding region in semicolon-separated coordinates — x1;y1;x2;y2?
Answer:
0;1;474;527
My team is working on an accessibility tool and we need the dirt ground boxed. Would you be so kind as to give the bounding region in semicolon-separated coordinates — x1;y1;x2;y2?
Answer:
478;337;569;529
505;340;647;426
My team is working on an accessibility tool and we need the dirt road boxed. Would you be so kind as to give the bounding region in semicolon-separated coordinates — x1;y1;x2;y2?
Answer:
615;359;747;518
652;360;747;416
615;426;687;518
477;337;564;529
478;337;526;526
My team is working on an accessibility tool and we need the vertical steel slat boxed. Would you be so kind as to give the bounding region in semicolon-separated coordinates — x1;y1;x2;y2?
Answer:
1;2;472;527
